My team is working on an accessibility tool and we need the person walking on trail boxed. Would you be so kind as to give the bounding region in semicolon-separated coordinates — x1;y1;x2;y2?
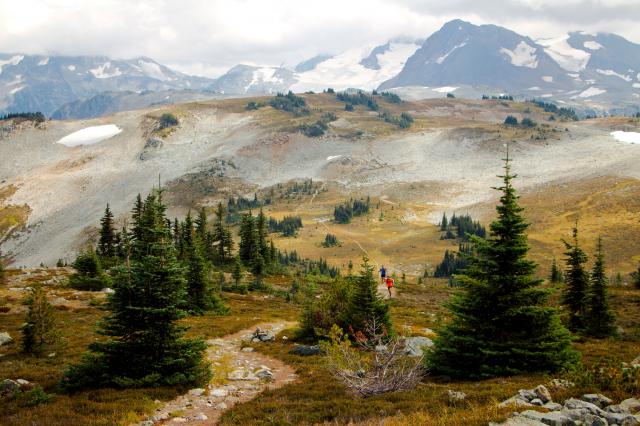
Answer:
385;276;394;298
379;266;387;283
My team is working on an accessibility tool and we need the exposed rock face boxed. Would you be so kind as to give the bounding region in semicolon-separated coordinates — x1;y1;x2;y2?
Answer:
404;336;434;357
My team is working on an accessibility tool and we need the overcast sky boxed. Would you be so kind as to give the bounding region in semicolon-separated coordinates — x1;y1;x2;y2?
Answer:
0;0;638;77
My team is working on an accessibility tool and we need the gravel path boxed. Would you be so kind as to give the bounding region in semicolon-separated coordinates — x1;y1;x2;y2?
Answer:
135;322;297;426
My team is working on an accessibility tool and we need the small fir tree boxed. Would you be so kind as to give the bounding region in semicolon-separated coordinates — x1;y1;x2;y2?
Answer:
550;257;564;283
232;256;243;286
584;237;617;338
98;204;116;262
345;256;393;340
426;152;576;379
562;224;589;331
22;283;58;354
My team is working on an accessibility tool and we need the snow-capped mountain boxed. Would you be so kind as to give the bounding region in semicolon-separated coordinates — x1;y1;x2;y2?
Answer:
290;39;422;92
379;20;572;92
0;54;213;116
206;64;295;95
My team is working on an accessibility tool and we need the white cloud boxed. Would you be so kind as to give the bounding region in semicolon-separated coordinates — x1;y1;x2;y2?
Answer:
0;0;637;78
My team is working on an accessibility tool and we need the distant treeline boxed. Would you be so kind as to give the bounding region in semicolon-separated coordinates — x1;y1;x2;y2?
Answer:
440;212;486;241
334;197;371;224
337;91;379;111
380;111;414;128
268;215;303;237
482;94;514;101
278;250;340;278
226;194;271;222
434;243;472;278
0;112;45;123
528;100;578;121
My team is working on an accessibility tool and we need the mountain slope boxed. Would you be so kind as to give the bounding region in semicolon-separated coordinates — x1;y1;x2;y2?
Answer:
0;54;214;116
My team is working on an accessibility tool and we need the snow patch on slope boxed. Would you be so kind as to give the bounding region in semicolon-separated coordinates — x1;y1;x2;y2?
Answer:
538;35;590;72
433;86;458;93
137;60;168;81
583;41;603;50
611;131;640;144
56;125;122;147
500;41;538;68
437;42;466;64
0;55;24;75
37;57;49;66
575;87;606;98
596;69;631;82
245;68;283;93
89;62;123;79
291;41;420;92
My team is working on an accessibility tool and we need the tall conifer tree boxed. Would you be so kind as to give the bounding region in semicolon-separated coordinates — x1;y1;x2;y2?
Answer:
427;152;576;378
98;204;116;261
562;224;589;331
584;237;617;338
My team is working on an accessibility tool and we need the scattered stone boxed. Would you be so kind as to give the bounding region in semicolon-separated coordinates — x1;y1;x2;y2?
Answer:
618;398;640;414
490;416;546;426
140;421;154;426
529;398;543;406
282;336;288;341
15;379;32;390
193;413;208;421
581;393;613;408
255;368;273;380
206;338;225;346
48;352;56;357
241;347;254;352
228;369;258;381
447;389;467;401
498;396;535;409
188;388;204;396
171;417;187;423
0;332;13;346
564;398;606;417
404;336;434;357
153;413;169;421
215;402;227;410
252;328;275;342
289;345;322;356
209;388;229;398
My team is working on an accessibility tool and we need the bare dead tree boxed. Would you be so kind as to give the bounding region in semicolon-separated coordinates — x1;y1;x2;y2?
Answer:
321;319;426;397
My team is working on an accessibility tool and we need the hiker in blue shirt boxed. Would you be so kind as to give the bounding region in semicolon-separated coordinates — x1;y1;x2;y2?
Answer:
379;266;387;283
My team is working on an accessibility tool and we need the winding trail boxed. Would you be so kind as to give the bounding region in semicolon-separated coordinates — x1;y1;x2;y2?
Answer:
136;322;297;425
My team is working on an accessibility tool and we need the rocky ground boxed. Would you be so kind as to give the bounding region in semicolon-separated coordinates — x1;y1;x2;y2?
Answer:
134;322;297;425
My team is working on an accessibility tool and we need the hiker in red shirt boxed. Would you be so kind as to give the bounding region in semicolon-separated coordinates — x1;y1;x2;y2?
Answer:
385;276;394;298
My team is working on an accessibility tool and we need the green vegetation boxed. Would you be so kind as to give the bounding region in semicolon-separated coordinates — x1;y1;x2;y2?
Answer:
439;212;486;241
504;115;518;126
529;99;578;121
550;257;564;283
269;91;309;116
584;237;617;338
0;112;45;123
158;112;179;129
380;111;413;128
268;215;303;237
299;120;328;137
321;233;340;247
562;225;590;331
336;91;379;111
427;155;577;378
333;197;371;224
433;243;471;278
62;191;210;390
21;283;58;354
483;94;514;101
68;248;111;291
379;91;402;103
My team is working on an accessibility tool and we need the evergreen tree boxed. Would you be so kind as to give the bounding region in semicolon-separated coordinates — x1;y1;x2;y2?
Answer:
440;213;448;231
632;265;640;290
69;247;111;291
251;252;265;287
22;283;58;354
238;213;256;264
584;237;617;338
185;229;209;313
0;250;5;282
194;207;212;259
212;203;230;263
256;209;269;260
562;224;589;331
345;256;393;340
549;257;564;283
130;194;144;243
62;191;210;390
98;204;116;261
232;256;243;286
427;153;576;379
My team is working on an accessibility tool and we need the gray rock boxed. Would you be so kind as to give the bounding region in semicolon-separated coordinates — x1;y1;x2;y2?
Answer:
255;368;273;380
193;413;208;421
604;412;639;425
188;388;204;396
215;402;227;410
534;385;552;403
0;332;13;346
241;347;254;352
520;410;574;425
0;379;21;398
491;417;547;426
499;396;536;409
582;393;613;408
549;379;575;390
140;421;154;426
564;398;607;417
290;345;322;356
616;399;640;415
518;389;538;402
404;336;434;357
206;338;224;346
209;388;229;397
447;389;467;401
580;413;609;426
253;328;275;342
171;417;187;423
543;402;563;411
530;398;544;406
152;413;169;421
228;369;258;381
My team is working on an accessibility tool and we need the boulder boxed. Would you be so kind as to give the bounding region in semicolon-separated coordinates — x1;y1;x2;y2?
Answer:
228;368;258;381
534;385;552;403
530;398;544;406
619;398;640;414
603;412;639;425
255;368;273;380
253;328;275;342
0;332;13;346
581;393;613;408
193;413;208;421
499;396;535;409
518;389;537;402
491;416;546;425
520;410;574;426
447;389;467;401
543;402;563;411
215;402;227;410
188;388;204;396
548;379;574;390
241;347;254;352
290;345;322;356
563;398;607;417
404;336;434;357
